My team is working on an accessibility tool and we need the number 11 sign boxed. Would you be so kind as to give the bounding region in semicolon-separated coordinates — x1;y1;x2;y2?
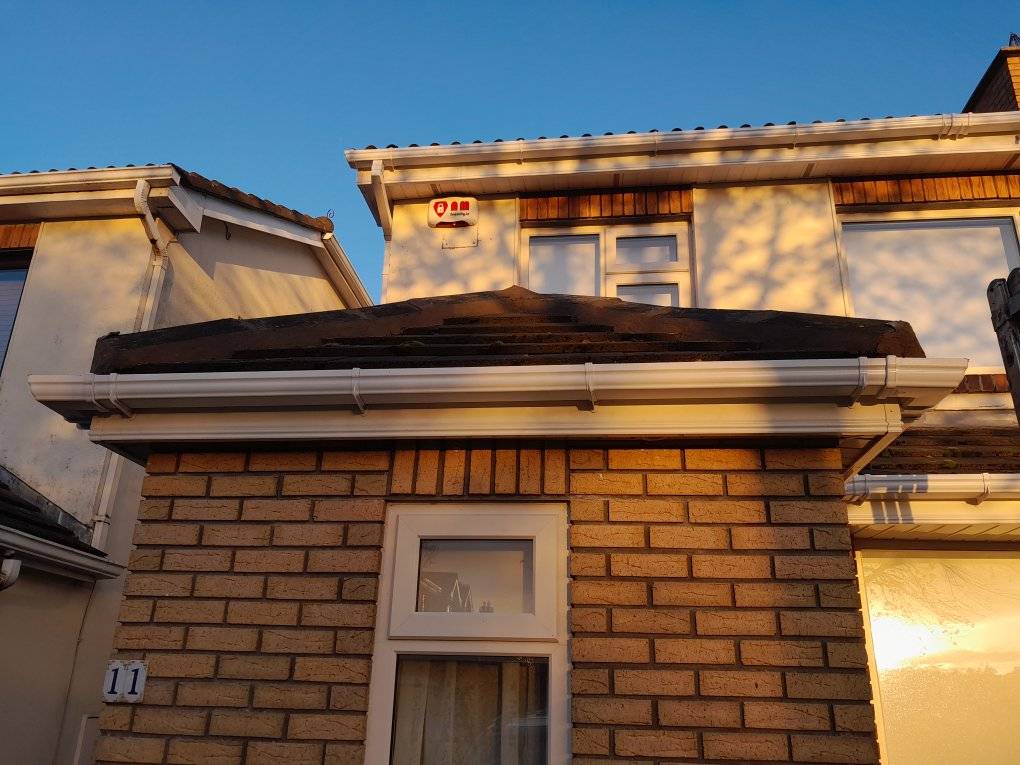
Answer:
102;660;147;703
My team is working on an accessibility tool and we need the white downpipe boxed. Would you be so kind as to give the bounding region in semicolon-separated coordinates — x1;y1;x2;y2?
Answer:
88;180;172;550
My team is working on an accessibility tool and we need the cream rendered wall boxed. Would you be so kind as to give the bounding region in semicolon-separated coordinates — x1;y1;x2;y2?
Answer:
0;570;93;765
693;183;849;315
383;198;518;302
160;221;344;326
0;219;154;525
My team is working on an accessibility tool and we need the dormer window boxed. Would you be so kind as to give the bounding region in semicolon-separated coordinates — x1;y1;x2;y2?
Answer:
520;222;692;306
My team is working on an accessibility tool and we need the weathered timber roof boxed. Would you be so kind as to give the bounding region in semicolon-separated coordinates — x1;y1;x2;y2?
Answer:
91;286;924;375
867;427;1020;474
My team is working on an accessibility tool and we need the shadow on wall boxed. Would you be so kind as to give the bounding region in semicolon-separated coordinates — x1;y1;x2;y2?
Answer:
159;221;345;327
694;184;848;316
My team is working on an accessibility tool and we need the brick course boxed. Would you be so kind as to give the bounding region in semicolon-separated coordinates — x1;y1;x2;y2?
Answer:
98;443;877;764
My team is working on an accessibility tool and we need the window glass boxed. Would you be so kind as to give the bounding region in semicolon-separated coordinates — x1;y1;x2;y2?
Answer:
390;655;548;765
615;235;678;267
861;552;1020;764
528;235;599;296
417;539;534;614
616;283;680;307
0;263;29;371
841;219;1020;366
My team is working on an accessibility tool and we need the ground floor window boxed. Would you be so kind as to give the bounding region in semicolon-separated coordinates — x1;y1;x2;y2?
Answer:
391;655;549;764
365;503;569;764
859;550;1020;764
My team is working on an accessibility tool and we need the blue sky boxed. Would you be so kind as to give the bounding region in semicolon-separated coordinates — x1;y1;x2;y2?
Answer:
2;1;1017;300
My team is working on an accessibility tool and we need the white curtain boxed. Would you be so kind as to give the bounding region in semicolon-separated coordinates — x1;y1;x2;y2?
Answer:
390;657;547;764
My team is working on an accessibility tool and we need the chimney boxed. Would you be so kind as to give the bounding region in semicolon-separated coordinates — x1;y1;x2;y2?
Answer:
964;37;1020;112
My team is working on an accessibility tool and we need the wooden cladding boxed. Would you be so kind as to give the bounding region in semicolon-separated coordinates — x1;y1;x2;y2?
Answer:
520;188;692;224
0;223;38;251
833;173;1020;208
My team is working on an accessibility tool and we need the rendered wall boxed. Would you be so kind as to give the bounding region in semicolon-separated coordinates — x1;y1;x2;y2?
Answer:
383;198;519;302
159;222;344;328
0;570;93;764
693;183;849;315
0;218;153;525
96;442;878;765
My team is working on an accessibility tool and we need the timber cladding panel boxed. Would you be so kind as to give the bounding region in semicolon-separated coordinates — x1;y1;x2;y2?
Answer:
97;443;877;765
832;173;1020;208
520;188;693;225
0;222;39;250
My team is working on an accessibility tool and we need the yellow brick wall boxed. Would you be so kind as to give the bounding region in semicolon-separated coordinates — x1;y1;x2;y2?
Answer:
96;442;878;765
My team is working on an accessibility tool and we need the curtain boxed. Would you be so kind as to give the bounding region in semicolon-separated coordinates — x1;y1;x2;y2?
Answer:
390;656;548;765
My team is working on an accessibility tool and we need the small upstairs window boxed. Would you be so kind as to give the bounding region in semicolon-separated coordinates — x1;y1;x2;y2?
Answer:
0;251;30;372
522;222;692;306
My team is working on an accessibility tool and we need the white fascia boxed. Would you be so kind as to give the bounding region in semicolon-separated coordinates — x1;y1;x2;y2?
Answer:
0;526;124;581
346;113;1020;170
30;356;965;445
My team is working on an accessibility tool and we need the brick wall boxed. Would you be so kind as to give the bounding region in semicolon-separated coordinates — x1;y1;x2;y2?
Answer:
965;48;1020;112
96;442;878;765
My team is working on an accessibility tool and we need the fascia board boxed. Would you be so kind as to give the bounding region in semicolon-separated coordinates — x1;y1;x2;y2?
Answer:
86;401;903;445
345;113;1020;169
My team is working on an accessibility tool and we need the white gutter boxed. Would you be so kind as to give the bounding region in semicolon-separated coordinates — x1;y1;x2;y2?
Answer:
846;473;1020;503
345;112;1020;169
0;526;123;581
30;356;967;426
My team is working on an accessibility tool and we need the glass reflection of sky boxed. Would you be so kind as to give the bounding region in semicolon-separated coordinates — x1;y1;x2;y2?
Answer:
862;553;1020;765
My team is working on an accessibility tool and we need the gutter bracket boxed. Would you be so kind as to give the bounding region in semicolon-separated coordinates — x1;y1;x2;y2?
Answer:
106;373;133;418
967;473;993;505
351;368;367;415
0;554;21;592
580;362;598;412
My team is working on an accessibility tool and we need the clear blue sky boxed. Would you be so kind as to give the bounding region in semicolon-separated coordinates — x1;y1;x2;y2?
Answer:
3;1;1017;300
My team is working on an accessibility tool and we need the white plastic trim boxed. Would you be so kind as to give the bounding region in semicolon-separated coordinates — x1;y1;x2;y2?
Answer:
846;473;1020;503
29;356;968;426
346;113;1020;169
0;527;123;581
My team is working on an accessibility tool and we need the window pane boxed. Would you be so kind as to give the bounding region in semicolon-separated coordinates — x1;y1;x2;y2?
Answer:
391;655;548;765
0;267;29;370
861;553;1020;764
616;235;678;267
842;219;1020;366
617;283;680;307
417;539;534;614
528;235;599;296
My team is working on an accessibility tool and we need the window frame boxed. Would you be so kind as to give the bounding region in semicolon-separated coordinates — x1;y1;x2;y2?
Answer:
838;208;1020;372
364;502;571;764
518;221;695;305
0;250;32;374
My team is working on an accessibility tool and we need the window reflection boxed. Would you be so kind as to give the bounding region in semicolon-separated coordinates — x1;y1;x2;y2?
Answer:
416;539;534;614
862;553;1020;764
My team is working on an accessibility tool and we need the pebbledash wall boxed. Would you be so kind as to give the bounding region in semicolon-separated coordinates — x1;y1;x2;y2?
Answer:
97;442;877;765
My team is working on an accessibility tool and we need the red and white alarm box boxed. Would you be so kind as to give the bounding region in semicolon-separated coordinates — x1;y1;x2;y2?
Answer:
428;197;478;227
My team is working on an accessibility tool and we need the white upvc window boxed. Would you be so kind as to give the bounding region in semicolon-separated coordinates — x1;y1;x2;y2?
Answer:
857;549;1020;765
365;503;570;764
839;210;1020;368
520;221;693;306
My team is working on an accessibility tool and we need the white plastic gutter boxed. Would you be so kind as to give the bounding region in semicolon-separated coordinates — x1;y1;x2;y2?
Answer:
30;356;967;426
0;527;123;581
846;473;1020;504
321;232;373;307
345;112;1020;169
